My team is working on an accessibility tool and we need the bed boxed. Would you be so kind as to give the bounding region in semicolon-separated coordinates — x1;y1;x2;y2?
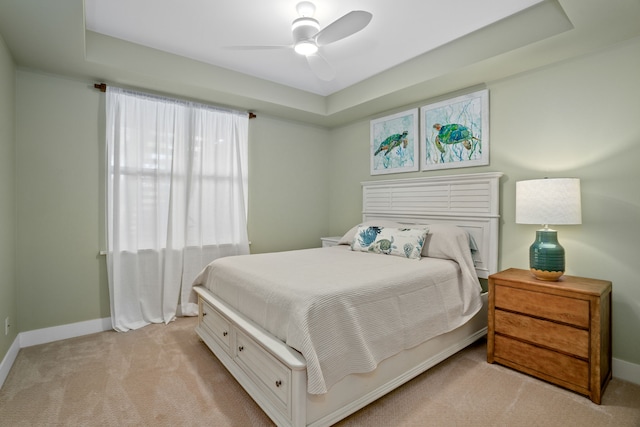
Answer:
191;172;503;427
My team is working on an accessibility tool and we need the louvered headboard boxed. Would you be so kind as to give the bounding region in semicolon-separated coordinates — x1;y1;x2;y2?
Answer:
361;172;503;279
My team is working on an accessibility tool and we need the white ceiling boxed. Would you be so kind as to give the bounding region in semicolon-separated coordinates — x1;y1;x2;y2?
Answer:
84;0;543;96
2;1;640;127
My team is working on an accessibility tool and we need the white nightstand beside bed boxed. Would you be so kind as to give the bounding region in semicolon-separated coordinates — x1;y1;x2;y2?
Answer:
320;236;341;247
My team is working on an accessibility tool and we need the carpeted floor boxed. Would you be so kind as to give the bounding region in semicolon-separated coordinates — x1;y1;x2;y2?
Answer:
1;317;639;426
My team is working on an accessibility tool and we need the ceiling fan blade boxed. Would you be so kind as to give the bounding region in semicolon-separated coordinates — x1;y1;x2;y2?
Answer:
315;10;372;46
306;53;335;81
222;45;291;51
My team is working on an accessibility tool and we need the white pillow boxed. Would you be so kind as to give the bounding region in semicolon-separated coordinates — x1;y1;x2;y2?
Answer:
421;223;474;260
351;226;428;259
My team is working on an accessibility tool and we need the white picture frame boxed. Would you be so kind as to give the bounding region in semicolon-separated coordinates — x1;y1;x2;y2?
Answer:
420;89;489;171
370;108;419;175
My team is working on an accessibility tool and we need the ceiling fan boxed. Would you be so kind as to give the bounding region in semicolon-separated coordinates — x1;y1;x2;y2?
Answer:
229;2;372;81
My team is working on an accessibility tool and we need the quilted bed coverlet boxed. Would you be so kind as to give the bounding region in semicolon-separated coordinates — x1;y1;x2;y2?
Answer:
192;245;482;394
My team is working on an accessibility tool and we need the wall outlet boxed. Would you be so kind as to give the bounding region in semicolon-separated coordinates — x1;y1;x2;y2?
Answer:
4;317;9;335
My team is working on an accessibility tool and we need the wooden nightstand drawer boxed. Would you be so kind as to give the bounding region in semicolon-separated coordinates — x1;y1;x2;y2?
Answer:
494;335;589;389
494;310;589;358
494;284;589;328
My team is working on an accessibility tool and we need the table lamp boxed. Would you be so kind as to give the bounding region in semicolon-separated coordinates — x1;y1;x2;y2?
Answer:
515;178;582;281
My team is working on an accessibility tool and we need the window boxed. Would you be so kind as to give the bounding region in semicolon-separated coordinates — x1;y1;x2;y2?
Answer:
105;87;249;331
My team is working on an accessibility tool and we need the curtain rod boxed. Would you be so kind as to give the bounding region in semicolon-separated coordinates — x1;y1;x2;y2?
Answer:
93;83;256;119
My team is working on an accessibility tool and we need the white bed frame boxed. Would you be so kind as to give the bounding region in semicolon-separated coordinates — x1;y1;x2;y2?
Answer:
193;172;503;427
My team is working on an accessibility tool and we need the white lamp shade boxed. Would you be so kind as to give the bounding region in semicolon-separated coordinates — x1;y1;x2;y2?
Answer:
516;178;582;225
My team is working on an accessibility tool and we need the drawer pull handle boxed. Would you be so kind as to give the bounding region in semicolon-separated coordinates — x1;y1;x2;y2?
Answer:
202;312;207;316
238;346;244;352
275;380;282;388
223;331;228;337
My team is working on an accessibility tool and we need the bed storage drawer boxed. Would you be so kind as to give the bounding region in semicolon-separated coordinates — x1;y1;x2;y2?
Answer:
194;287;307;427
199;299;231;354
235;329;292;419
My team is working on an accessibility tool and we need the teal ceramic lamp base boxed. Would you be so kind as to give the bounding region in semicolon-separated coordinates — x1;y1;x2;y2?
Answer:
529;228;565;281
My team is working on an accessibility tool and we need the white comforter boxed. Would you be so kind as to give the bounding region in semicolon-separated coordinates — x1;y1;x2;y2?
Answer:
192;245;482;394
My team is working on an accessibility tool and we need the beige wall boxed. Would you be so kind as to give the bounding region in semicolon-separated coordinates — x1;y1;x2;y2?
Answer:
5;35;640;369
15;71;107;332
247;115;330;253
12;70;331;333
328;37;640;365
0;35;16;358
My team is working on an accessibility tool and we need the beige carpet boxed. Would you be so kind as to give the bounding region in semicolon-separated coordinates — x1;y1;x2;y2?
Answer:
1;317;638;427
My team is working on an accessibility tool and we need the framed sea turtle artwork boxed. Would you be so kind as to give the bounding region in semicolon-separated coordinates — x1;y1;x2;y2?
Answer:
420;89;489;171
370;108;419;175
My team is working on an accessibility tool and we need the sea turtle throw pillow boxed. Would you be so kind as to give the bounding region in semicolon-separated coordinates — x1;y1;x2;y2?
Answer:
351;226;429;259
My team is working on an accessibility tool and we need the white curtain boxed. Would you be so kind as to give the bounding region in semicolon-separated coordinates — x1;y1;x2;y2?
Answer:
106;87;250;332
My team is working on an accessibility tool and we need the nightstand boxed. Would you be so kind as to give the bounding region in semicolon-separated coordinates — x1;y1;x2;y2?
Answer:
487;268;612;404
320;236;341;247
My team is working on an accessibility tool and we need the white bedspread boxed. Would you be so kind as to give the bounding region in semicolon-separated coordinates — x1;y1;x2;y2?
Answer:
192;245;482;394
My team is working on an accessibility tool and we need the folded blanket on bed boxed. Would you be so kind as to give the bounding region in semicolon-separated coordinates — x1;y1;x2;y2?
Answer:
192;245;482;394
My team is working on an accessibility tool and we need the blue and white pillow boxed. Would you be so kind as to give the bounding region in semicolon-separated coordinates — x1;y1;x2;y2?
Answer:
351;226;428;259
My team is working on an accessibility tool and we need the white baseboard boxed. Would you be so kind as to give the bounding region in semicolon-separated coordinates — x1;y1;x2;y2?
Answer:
0;336;21;389
613;357;640;386
18;317;112;348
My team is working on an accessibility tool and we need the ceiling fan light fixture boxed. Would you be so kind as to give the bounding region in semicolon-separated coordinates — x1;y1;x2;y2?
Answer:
296;1;316;18
292;16;319;56
294;41;318;55
291;16;319;33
